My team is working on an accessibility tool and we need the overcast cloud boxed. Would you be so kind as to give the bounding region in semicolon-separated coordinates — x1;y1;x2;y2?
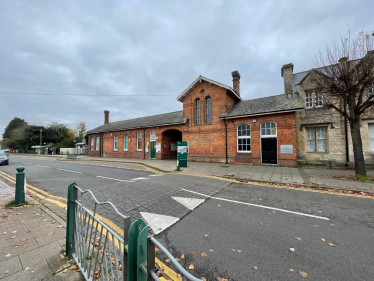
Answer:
0;0;372;138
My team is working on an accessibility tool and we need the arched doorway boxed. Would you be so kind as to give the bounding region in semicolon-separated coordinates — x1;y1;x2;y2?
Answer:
161;129;182;159
261;121;277;164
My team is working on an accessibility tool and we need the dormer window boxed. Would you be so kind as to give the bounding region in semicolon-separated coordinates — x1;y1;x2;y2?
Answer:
306;93;313;108
315;93;323;107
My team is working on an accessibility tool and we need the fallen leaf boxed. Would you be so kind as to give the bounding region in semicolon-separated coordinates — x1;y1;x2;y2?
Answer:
188;250;195;255
176;258;180;261
12;231;16;234
25;267;30;270
57;225;63;228
237;250;242;253
217;278;228;281
330;224;335;226
62;268;69;273
333;241;339;245
201;252;207;257
289;269;294;272
201;278;206;281
328;243;335;247
205;234;208;237
4;270;9;274
5;254;11;257
254;266;258;270
31;271;34;273
2;232;6;235
232;249;235;251
188;264;194;270
321;238;326;242
48;232;54;235
296;237;302;241
70;265;77;270
67;259;74;263
217;205;220;207
10;236;16;239
155;247;159;252
209;249;214;252
181;254;185;259
42;266;47;270
165;259;170;263
299;271;308;277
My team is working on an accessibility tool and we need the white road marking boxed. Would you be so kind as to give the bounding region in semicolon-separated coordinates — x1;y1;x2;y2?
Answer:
149;174;163;177
57;168;83;174
96;176;134;182
22;162;31;164
140;212;179;234
131;177;149;180
36;165;51;168
172;197;205;210
181;188;330;221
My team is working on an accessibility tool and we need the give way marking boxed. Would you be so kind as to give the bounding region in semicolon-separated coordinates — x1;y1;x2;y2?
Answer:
182;188;330;221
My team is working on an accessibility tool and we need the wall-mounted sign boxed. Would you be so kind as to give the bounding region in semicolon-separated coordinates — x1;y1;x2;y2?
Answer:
280;145;293;154
156;143;161;153
150;136;158;141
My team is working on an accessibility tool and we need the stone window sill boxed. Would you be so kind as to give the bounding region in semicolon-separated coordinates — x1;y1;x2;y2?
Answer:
305;151;329;154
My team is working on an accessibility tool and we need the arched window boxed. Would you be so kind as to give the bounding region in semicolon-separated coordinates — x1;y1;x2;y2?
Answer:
90;137;94;150
96;136;100;151
136;132;142;151
237;123;251;152
123;134;128;151
205;97;212;124
195;99;201;125
261;121;277;137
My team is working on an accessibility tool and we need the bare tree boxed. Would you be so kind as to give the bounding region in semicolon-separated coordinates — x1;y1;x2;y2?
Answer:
312;31;374;176
74;121;87;142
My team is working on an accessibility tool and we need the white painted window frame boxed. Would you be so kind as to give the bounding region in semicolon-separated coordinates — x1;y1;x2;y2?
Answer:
113;135;118;151
315;93;323;108
136;132;142;151
260;121;277;138
123;134;128;151
237;123;251;153
306;127;327;152
306;92;313;108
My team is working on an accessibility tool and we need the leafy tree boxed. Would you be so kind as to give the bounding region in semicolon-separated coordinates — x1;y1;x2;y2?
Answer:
2;117;27;139
312;31;374;176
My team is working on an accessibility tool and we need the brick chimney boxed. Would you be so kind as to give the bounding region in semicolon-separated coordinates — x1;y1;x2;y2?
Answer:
281;63;294;98
104;110;109;124
231;71;241;96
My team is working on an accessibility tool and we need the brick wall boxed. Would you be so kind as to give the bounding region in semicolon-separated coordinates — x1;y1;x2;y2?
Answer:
88;81;298;166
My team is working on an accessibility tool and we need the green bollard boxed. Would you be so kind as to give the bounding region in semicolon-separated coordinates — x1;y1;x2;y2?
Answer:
15;166;25;206
128;218;148;281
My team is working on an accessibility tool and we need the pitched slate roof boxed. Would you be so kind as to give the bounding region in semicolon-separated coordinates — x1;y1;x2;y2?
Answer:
221;94;303;119
86;111;185;134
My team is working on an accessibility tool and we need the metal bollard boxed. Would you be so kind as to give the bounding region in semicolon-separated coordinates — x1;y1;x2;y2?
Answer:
15;166;25;205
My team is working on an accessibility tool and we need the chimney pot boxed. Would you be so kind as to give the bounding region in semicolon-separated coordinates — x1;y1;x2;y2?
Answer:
231;70;241;96
104;110;110;124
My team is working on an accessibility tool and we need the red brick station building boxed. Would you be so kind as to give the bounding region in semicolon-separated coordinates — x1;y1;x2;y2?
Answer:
87;71;303;166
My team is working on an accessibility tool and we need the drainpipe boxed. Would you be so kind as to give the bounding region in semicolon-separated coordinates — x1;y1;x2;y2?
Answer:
344;103;349;167
223;118;228;164
143;128;146;160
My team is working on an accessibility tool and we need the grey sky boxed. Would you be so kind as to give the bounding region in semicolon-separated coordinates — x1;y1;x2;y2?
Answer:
0;0;373;138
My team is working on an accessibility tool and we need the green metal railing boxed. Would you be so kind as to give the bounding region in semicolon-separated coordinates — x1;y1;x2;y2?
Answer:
66;182;201;281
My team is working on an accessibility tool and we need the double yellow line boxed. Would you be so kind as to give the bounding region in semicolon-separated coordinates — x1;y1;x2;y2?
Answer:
0;170;179;280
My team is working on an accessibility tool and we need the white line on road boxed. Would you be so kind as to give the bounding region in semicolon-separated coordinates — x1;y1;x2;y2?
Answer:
181;188;330;221
36;165;51;168
96;176;134;182
131;177;149;180
149;174;163;177
57;168;83;174
22;162;31;164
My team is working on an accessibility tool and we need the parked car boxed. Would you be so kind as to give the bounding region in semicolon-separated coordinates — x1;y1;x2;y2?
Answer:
0;150;9;165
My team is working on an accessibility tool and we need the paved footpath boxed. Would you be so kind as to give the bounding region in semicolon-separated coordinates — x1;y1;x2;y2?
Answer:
0;178;81;281
72;155;374;193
